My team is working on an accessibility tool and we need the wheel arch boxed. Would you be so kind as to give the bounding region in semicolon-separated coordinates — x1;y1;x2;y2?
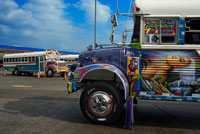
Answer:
78;64;129;100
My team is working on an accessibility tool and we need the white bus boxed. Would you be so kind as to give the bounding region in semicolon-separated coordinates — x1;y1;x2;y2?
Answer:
3;50;68;77
60;55;79;71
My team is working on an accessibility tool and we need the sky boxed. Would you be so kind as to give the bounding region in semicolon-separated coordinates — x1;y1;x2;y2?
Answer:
0;0;134;52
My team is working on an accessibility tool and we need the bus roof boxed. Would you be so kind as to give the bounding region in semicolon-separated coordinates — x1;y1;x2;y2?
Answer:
60;55;79;59
4;51;49;58
135;0;200;17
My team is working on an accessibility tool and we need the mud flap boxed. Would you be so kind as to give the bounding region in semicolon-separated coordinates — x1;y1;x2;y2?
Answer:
125;97;134;130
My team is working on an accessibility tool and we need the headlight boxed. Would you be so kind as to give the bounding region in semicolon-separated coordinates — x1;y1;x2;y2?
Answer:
74;72;80;79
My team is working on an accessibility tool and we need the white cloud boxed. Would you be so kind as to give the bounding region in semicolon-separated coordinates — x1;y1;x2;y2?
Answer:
0;24;10;35
0;0;133;52
77;0;111;24
0;0;81;51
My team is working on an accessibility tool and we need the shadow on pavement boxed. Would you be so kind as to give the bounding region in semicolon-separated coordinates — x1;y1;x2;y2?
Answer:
3;96;200;130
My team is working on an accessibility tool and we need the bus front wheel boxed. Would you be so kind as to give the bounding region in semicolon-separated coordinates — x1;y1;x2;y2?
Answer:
46;69;54;77
80;81;123;125
14;68;19;76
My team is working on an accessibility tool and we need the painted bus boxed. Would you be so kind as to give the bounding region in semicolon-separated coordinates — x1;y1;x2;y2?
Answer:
60;55;79;71
66;0;200;129
3;50;68;77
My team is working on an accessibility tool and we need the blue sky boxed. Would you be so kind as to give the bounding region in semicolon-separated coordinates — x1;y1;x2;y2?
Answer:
0;0;134;52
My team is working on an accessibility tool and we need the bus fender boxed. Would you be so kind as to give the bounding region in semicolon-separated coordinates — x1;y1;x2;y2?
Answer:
76;64;129;99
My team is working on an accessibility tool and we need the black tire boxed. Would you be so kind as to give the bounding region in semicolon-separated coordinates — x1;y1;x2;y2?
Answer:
80;81;123;125
12;71;15;75
46;69;54;77
27;72;33;76
60;72;64;77
14;68;19;76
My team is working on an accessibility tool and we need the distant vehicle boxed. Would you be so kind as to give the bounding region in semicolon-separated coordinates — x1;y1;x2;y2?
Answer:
3;50;68;77
60;55;79;71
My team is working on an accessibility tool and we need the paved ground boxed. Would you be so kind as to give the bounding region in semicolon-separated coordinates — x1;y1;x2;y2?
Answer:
0;72;200;134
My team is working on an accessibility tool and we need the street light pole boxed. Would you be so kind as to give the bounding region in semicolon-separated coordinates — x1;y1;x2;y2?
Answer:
94;0;97;49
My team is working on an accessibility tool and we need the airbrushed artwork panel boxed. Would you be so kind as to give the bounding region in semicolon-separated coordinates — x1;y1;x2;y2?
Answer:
141;50;200;97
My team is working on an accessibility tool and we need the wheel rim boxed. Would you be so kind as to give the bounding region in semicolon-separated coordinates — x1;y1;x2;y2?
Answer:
88;91;113;117
14;70;18;75
48;70;52;76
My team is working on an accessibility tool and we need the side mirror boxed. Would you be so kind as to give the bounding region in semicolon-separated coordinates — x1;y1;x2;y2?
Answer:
87;45;93;51
122;31;127;43
111;13;118;27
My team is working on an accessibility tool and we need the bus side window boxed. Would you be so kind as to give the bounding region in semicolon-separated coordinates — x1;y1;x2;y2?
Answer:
25;57;28;62
36;57;39;61
29;57;32;62
144;19;160;44
143;18;178;44
22;57;24;62
32;57;35;62
161;20;177;43
185;18;200;44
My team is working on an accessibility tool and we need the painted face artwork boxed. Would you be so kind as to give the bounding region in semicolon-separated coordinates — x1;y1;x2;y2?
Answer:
166;56;191;67
140;50;200;97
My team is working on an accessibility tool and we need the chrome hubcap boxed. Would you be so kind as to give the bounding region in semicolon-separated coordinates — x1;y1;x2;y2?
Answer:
88;92;113;117
15;70;18;75
48;70;52;76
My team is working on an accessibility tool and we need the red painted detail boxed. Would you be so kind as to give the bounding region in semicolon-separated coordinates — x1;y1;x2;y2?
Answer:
155;92;162;95
66;62;78;64
133;88;140;99
4;62;35;65
136;7;140;12
174;93;182;96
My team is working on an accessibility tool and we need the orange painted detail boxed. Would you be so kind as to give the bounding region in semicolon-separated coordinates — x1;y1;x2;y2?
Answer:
133;3;136;14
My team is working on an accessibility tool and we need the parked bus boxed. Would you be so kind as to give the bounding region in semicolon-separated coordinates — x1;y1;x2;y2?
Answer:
66;0;200;129
60;55;78;71
3;50;68;77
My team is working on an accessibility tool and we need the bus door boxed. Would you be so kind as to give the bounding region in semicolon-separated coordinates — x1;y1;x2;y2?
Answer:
39;56;45;72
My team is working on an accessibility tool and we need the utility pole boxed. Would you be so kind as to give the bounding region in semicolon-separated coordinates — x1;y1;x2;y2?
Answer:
94;0;97;49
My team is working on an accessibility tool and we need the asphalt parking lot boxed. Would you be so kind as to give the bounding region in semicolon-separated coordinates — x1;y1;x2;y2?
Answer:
0;72;200;134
